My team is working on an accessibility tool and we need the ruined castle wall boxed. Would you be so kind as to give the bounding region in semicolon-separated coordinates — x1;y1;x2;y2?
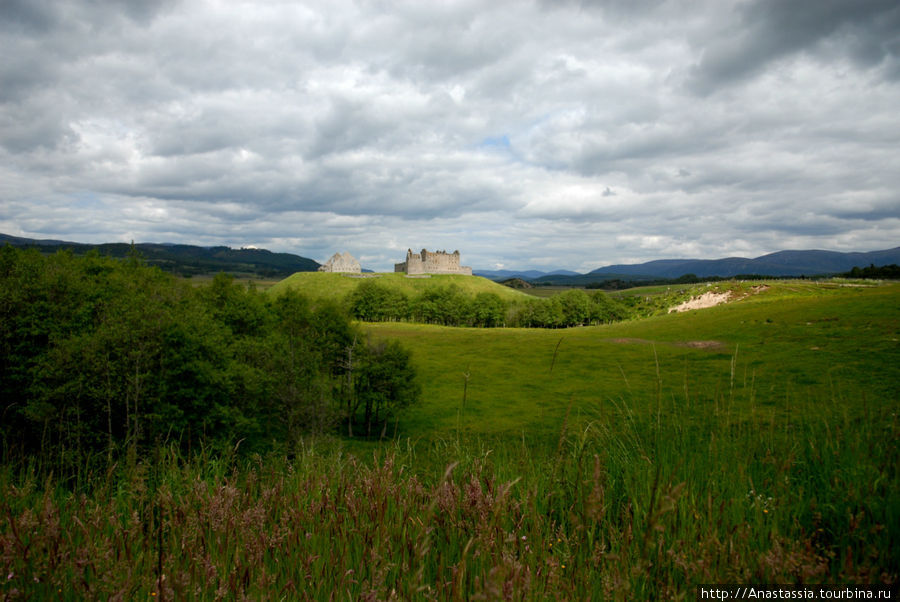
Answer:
395;249;472;275
395;255;424;274
319;251;361;273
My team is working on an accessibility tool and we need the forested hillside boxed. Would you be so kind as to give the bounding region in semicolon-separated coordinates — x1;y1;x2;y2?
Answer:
0;234;320;278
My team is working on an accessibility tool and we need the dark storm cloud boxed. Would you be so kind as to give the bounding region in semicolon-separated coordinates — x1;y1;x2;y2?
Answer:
689;0;900;93
0;0;59;33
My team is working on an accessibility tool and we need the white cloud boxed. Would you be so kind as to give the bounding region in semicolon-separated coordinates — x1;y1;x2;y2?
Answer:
1;0;898;271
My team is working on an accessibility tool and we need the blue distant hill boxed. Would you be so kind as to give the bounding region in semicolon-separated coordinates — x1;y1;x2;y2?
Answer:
475;247;900;283
587;248;900;279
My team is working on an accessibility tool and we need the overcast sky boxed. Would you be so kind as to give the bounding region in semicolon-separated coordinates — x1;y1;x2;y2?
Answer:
1;0;898;271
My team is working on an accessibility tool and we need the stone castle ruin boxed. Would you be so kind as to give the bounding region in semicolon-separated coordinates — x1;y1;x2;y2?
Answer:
318;251;361;273
394;249;472;276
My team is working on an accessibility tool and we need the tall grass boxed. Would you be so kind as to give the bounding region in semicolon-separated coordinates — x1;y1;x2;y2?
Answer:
2;368;896;599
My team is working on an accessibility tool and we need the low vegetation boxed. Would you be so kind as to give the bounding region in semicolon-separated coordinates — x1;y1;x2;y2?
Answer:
2;248;898;598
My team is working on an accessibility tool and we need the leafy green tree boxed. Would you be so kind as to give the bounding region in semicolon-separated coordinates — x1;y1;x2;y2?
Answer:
589;290;629;323
411;285;471;326
199;273;270;337
514;297;564;328
267;290;335;439
348;280;409;322
470;292;506;327
557;289;591;326
354;340;420;438
309;300;357;377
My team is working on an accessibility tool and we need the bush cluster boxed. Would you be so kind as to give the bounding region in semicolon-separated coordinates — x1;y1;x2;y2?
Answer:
0;247;419;473
348;280;630;327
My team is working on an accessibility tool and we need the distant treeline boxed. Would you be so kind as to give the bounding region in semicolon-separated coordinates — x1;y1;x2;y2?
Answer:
842;264;900;279
582;273;767;290
530;266;900;290
584;273;825;289
0;246;418;474
346;279;644;327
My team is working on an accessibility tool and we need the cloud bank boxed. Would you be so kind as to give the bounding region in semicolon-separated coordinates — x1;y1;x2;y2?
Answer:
1;0;898;271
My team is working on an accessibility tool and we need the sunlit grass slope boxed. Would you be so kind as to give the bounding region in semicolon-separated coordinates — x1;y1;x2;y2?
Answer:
365;280;899;443
267;271;531;303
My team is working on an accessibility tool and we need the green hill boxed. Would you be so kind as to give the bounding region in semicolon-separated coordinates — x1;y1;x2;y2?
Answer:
268;271;532;303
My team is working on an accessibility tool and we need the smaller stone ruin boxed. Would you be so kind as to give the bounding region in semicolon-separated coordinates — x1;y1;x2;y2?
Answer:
318;251;361;273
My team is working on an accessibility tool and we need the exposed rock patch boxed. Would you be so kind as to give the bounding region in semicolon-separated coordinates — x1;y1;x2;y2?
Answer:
668;290;733;313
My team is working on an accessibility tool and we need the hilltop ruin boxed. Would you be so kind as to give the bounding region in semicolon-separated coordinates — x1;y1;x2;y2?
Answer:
318;251;361;273
394;249;472;276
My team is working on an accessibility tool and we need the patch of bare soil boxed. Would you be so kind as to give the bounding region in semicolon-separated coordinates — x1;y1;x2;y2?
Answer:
668;291;733;313
678;340;727;350
606;338;726;351
667;284;771;314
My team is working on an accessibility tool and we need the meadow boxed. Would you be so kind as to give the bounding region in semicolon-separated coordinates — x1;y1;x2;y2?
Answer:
1;277;897;599
368;280;898;440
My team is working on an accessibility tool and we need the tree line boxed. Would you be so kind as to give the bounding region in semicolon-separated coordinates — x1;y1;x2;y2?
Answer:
843;264;900;279
347;280;630;328
0;246;419;474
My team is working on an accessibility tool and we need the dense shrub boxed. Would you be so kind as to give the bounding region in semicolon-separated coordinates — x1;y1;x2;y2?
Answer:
0;247;419;473
348;279;410;321
345;280;630;328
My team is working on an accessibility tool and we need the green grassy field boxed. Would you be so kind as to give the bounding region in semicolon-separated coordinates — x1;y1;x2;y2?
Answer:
364;280;897;440
268;271;532;303
3;279;897;598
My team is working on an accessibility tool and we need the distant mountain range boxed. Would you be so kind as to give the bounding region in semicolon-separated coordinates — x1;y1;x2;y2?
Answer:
477;247;900;283
587;248;900;279
0;233;320;278
4;233;897;282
